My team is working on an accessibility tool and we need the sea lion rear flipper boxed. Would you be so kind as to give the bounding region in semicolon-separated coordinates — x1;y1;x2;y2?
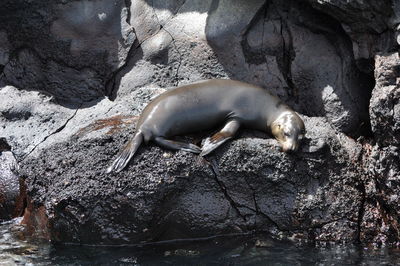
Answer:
106;132;144;173
200;119;240;156
154;137;201;154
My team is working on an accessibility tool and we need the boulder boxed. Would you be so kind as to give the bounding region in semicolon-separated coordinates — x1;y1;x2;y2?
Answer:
21;116;363;244
359;52;400;246
0;0;135;101
0;138;25;221
205;0;373;134
305;0;396;62
369;53;400;147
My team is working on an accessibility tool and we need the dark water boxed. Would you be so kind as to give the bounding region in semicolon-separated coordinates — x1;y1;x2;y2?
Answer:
2;219;400;265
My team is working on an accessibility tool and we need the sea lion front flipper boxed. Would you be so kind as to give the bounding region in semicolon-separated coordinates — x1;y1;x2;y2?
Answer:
154;137;202;154
200;119;241;156
106;132;144;173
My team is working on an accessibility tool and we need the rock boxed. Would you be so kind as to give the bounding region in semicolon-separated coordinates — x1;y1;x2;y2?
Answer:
359;52;400;246
206;0;372;134
0;0;382;135
0;138;25;221
369;53;400;147
20;116;363;244
0;31;9;68
0;85;162;160
0;86;76;158
305;0;396;61
0;0;135;101
306;0;391;34
0;0;399;246
114;0;227;98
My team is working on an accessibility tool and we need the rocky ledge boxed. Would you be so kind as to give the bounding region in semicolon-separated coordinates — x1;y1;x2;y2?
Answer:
1;0;399;246
21;115;363;244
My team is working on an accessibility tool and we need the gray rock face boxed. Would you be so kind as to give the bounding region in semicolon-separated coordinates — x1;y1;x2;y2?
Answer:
305;0;395;61
1;0;380;134
360;52;400;246
0;0;135;101
370;53;400;147
0;138;23;220
0;86;77;158
205;0;371;134
0;31;9;68
0;0;399;246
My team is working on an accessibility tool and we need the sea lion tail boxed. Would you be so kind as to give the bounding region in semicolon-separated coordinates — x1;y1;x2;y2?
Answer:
106;132;144;173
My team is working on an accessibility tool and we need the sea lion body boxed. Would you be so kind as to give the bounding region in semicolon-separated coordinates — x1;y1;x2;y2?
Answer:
139;80;280;141
107;79;305;173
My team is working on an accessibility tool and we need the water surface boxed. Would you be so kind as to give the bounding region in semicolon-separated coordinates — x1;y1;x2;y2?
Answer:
2;219;400;265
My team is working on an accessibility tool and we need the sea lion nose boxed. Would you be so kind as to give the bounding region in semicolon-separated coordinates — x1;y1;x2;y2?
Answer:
281;141;298;152
291;143;298;152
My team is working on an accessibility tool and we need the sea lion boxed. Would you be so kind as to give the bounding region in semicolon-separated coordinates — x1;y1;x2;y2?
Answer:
107;79;305;173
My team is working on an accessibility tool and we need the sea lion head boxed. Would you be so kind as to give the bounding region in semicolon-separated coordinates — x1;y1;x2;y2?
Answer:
271;111;305;152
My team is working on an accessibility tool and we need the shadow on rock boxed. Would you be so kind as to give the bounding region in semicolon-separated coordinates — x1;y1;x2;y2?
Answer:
0;138;26;221
0;0;135;104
